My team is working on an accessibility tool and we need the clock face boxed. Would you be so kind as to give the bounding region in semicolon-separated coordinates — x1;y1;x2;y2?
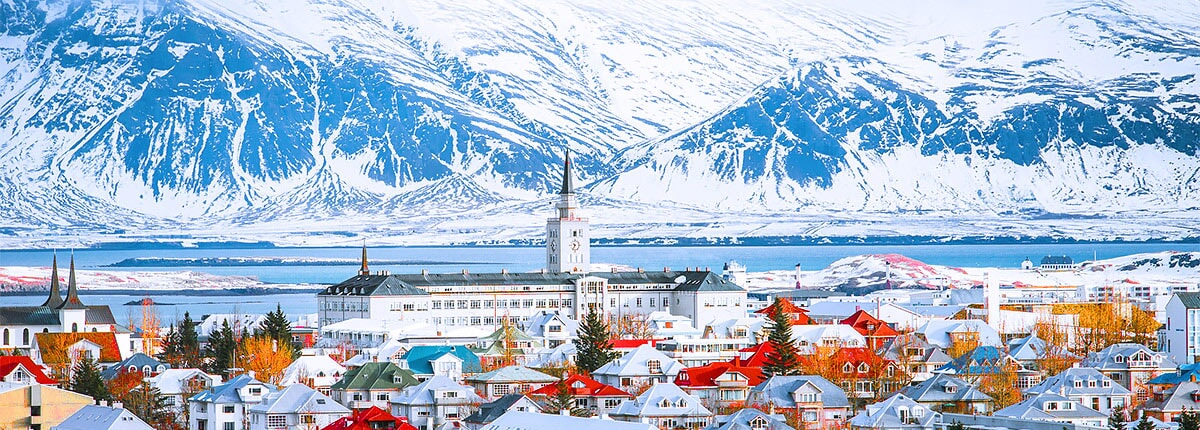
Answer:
549;242;557;253
570;240;581;251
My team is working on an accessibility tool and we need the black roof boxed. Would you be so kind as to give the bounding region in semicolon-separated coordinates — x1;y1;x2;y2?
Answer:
465;394;533;425
1040;255;1074;265
559;150;574;195
0;305;116;326
41;255;63;308
318;270;744;296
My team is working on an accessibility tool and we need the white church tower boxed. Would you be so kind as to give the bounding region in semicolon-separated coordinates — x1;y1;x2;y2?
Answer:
547;151;590;273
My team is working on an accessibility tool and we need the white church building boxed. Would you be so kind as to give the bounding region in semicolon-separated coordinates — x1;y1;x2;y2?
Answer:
317;155;748;331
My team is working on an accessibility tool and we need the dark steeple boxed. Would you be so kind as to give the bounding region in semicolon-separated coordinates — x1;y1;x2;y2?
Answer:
40;253;64;308
359;243;370;276
58;254;86;310
559;149;574;195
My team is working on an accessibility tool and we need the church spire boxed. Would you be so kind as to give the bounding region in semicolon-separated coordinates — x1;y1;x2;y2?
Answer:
40;252;63;308
359;242;370;276
58;253;86;310
559;149;574;195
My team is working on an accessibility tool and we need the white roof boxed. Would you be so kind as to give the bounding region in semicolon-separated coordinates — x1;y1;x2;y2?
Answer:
247;384;349;415
480;411;656;430
54;405;155;430
390;375;484;406
791;324;866;347
612;382;712;418
527;343;576;368
593;344;684;378
146;369;221;395
280;353;347;386
916;319;1002;348
705;317;766;339
197;314;267;337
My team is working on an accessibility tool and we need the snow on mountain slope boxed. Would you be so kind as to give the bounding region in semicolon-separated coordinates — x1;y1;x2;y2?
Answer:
2;0;1200;244
594;1;1200;216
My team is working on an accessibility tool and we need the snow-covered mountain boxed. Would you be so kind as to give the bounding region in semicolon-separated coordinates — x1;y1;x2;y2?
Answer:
2;0;1199;245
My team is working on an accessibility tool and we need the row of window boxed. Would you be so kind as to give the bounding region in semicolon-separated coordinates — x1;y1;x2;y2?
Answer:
434;316;528;326
431;298;573;310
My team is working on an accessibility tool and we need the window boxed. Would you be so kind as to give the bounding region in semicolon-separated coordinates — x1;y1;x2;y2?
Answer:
223;405;235;413
198;420;207;430
249;387;262;395
842;363;853;373
536;300;547;308
483;300;494;308
432;301;442;310
403;303;415;312
611;298;617;308
636;298;643;307
749;416;769;430
549;299;559;308
22;328;29;345
494;384;511;396
224;422;235;430
470;300;481;309
647;360;662;374
267;415;287;428
444;391;459;398
353;393;363;401
301;415;316;424
523;300;535;308
377;393;388;401
30;405;41;417
471;317;481;325
548;324;562;333
604;399;622;408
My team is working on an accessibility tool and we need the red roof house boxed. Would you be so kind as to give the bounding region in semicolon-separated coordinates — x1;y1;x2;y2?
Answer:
801;347;899;400
529;374;632;414
754;298;812;325
674;360;766;406
0;356;57;385
322;406;416;430
839;309;900;350
736;342;774;367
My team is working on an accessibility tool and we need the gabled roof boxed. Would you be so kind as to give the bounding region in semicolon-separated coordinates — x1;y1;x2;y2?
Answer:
319;271;741;297
401;345;481;375
1080;343;1176;370
280;354;347;386
995;391;1106;421
1177;292;1200;309
101;353;169;379
901;373;992;403
1144;380;1200;413
839;310;900;338
736;342;774;368
147;369;220;395
321;406;416;430
915;319;1002;348
937;346;1014;376
330;362;418;391
674;361;765;389
528;374;631;398
523;312;579;338
1025;368;1130;398
710;408;794;430
389;375;484;405
878;334;952;365
34;332;122;364
0;356;56;384
850;394;939;429
593;344;684;378
249;384;350;415
613;382;712;418
465;394;540;425
1150;363;1200;386
479;411;656;430
190;374;276;404
55;404;154;430
748;375;849;408
466;365;557;384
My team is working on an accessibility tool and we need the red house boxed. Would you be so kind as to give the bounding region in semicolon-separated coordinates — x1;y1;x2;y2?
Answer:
528;373;632;415
0;356;57;385
802;347;899;400
675;360;766;406
839;309;900;350
754;298;812;325
322;406;416;430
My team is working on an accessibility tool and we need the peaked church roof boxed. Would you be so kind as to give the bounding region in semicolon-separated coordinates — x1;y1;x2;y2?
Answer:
58;256;87;310
40;254;64;308
559;150;574;195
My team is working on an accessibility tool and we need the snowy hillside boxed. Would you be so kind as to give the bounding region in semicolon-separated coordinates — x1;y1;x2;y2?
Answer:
2;0;1200;245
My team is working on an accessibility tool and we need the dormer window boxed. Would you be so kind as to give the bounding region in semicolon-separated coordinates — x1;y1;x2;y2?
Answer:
858;363;869;373
1114;355;1125;363
675;400;687;408
660;399;672;408
944;384;957;394
1074;380;1083;388
843;363;853;374
1088;380;1096;388
1103;380;1111;387
749;416;769;430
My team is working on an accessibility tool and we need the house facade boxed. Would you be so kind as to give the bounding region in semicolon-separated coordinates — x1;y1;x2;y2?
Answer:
0;257;126;357
389;375;485;430
189;374;276;430
746;375;851;428
247;384;350;430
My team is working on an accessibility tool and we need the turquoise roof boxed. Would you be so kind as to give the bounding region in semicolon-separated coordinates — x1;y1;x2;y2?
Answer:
402;346;482;375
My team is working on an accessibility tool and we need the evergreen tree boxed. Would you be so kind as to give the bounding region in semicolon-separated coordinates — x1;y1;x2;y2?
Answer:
259;304;293;345
1182;409;1200;430
122;380;173;428
205;320;237;376
177;312;202;368
1109;405;1127;430
70;357;110;401
544;377;588;417
159;324;181;364
947;423;966;430
1134;412;1155;430
763;298;801;377
574;309;620;374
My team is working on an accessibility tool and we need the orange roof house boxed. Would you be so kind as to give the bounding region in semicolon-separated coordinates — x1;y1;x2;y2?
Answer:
33;332;123;366
839;309;900;350
322;406;416;430
801;347;899;400
754;298;812;325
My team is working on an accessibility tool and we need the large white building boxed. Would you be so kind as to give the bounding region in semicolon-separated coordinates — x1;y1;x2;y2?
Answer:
317;155;747;331
0;256;126;354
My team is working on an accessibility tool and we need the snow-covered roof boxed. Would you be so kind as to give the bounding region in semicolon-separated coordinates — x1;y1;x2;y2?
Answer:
526;342;576;368
850;394;939;429
147;369;221;395
466;365;557;384
901;373;992;404
197;314;266;338
612;382;711;418
55;405;155;430
915;319;1001;348
479;411;655;430
280;353;347;386
523;311;579;338
593;344;684;378
389;375;484;406
1025;368;1130;398
748;375;849;409
791;324;866;347
709;408;792;430
190;374;275;404
248;384;349;415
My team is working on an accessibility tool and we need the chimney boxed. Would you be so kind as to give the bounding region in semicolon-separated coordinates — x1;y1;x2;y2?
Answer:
501;269;508;274
421;269;428;276
462;269;469;275
664;267;670;272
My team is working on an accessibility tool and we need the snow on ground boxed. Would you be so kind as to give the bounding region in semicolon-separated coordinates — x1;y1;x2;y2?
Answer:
0;266;315;292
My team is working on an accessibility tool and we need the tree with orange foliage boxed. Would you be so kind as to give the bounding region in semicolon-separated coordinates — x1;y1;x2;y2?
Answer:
1054;302;1160;355
976;360;1022;409
108;369;145;400
1031;316;1081;378
237;336;295;384
140;297;161;355
610;313;655;340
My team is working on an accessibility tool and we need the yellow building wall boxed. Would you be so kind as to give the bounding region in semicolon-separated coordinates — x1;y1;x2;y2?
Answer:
0;384;93;430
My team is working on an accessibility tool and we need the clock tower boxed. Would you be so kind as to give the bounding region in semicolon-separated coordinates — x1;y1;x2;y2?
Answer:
547;151;590;273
